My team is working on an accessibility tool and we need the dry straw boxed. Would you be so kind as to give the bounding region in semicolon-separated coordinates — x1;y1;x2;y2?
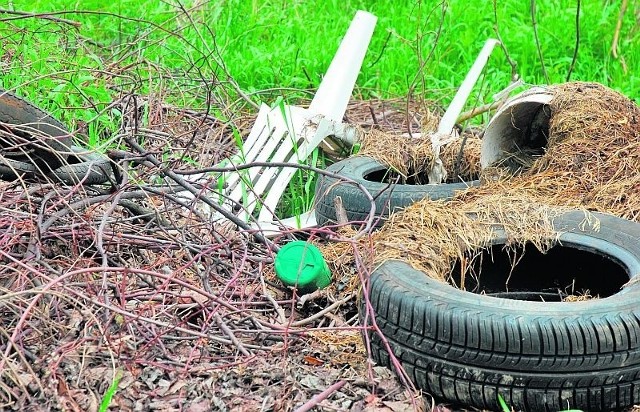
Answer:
357;128;482;183
324;82;640;287
473;82;640;221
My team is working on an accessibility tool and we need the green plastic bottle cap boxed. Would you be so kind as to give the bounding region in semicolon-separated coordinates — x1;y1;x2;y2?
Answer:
274;241;331;292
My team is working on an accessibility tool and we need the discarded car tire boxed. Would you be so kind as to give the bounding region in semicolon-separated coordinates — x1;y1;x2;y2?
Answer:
0;156;37;179
47;146;112;185
364;211;640;411
0;89;73;172
314;156;478;227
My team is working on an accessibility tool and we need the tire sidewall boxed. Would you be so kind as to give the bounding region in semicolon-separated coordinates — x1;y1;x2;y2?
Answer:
315;156;479;226
370;210;640;322
365;211;640;410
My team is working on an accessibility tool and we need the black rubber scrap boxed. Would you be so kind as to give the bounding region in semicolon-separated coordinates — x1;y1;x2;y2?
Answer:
0;89;111;184
314;156;478;227
0;156;38;177
0;89;73;172
47;145;113;185
362;211;640;411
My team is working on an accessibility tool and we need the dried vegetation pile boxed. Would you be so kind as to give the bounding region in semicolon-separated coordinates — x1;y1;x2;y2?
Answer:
366;82;640;286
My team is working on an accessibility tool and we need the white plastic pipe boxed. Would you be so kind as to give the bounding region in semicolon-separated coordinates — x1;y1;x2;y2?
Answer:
437;38;500;135
308;10;377;122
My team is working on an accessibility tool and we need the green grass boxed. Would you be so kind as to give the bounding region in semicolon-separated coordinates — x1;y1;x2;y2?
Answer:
4;1;638;110
98;369;122;412
0;0;638;217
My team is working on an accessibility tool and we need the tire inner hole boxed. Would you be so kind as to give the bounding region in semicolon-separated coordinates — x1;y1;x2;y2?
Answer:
495;103;551;174
364;166;476;185
449;242;629;301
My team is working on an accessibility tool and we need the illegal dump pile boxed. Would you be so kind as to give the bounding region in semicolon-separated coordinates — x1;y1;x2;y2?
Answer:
369;81;640;286
1;78;637;410
345;82;640;412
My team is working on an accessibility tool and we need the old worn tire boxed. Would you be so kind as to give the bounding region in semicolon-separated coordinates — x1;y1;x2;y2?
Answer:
364;211;640;411
0;156;37;179
47;146;112;185
0;89;73;171
314;156;478;227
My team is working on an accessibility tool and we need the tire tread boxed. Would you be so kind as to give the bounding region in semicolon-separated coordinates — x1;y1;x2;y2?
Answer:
362;212;640;410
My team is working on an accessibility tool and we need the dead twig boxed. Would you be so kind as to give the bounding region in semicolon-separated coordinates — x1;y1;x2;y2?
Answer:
293;380;346;412
457;100;502;124
407;1;447;137
530;0;550;83
124;136;276;250
0;8;82;28
291;293;355;327
334;196;349;226
492;0;518;81
566;0;581;81
611;0;629;73
214;313;252;356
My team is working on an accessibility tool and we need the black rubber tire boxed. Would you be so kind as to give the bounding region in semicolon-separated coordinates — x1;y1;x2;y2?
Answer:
0;156;37;178
314;156;479;227
0;89;73;171
364;211;640;411
47;146;112;185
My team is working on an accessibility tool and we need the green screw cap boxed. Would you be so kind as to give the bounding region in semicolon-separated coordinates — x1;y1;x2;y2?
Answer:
274;241;331;292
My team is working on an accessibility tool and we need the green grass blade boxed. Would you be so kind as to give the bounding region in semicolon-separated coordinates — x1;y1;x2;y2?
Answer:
497;393;511;412
99;370;122;412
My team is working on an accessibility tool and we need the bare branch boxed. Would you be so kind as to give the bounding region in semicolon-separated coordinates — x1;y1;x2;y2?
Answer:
0;8;82;28
611;0;629;73
566;0;581;81
530;0;550;83
492;0;519;81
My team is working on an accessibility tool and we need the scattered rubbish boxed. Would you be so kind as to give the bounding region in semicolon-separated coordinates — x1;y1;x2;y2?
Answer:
481;86;554;172
314;148;480;228
366;211;640;411
351;82;640;411
0;88;73;172
0;89;112;184
194;10;376;234
47;145;112;185
312;38;502;228
275;241;332;293
427;38;500;184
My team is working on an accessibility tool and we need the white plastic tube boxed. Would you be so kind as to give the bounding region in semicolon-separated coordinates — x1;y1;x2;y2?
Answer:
437;38;500;135
308;10;378;122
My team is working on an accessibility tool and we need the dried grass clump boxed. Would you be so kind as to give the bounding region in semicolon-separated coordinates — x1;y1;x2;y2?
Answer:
357;129;425;178
371;200;487;281
357;129;482;183
529;82;639;176
307;330;367;367
360;82;640;283
320;226;375;295
440;136;482;180
473;82;640;222
371;192;569;282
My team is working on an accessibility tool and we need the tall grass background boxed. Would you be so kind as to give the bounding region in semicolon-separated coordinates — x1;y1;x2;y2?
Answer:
2;1;637;119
